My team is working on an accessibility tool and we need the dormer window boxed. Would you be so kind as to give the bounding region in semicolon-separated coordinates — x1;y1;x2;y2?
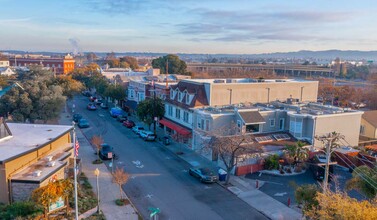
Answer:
178;92;182;101
170;89;174;99
186;93;190;104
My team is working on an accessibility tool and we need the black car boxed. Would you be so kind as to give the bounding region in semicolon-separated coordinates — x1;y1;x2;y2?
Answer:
189;167;218;183
99;144;114;160
308;154;335;181
73;113;82;122
116;114;128;122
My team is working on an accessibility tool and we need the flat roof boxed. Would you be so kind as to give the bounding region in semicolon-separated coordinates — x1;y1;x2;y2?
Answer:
182;78;315;84
0;123;73;163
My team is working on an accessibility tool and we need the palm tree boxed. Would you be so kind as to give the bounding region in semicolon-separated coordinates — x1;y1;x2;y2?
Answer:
284;141;309;171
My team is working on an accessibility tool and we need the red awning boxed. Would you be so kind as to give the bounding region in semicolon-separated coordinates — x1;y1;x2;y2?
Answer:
159;119;191;136
366;145;377;152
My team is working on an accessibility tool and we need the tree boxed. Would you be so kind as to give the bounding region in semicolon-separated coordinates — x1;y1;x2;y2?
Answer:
203;124;260;184
54;75;84;99
346;165;377;199
136;98;165;129
104;84;125;105
284;141;308;171
31;179;73;217
91;135;103;161
304;191;377;219
112;167;130;201
120;56;139;70
152;54;189;75
294;184;320;212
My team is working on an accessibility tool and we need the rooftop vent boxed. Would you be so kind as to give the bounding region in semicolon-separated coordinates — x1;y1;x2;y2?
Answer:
46;156;53;161
47;161;56;167
33;170;42;177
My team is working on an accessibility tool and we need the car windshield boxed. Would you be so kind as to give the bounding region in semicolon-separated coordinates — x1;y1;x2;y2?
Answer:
101;144;111;151
200;168;215;176
79;119;88;123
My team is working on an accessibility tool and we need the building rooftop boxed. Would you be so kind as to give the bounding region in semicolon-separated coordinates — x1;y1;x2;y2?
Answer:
0;123;73;163
182;78;314;84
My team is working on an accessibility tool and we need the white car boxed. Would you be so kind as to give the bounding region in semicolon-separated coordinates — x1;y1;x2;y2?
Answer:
132;126;145;135
139;131;155;140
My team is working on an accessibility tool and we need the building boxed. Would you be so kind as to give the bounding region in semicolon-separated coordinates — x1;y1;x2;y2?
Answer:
0;57;9;67
9;54;75;74
359;110;377;148
0;121;74;204
192;101;363;150
0;67;16;76
162;78;319;144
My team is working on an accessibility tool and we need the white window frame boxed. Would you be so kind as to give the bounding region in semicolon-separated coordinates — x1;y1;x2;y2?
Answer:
168;105;173;116
176;108;181;119
279;118;285;130
360;125;365;135
269;119;275;127
170;90;174;99
186;93;190;104
183;111;189;123
178;92;182;102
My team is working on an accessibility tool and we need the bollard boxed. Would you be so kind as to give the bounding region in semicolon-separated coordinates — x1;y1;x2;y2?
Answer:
255;180;259;188
287;197;291;207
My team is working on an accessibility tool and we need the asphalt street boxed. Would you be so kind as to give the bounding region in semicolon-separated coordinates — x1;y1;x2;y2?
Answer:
70;95;268;220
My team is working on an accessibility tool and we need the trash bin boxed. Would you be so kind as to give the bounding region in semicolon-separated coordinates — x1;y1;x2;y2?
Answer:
163;136;170;145
218;169;227;181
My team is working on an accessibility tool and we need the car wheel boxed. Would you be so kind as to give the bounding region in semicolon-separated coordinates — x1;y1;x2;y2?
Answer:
189;171;193;176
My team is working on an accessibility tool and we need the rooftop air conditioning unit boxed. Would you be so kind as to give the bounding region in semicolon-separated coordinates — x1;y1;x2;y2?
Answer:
47;161;56;167
33;170;42;177
46;156;53;161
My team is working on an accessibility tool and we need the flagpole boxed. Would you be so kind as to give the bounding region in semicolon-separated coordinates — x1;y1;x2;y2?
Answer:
72;123;79;220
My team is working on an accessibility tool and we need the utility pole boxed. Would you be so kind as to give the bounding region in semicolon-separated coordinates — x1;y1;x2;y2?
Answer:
315;132;344;192
153;80;157;136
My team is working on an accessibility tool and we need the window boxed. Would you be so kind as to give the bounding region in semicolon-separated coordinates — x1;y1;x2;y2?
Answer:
205;119;210;131
178;92;182;101
186;93;190;104
170;90;174;99
360;125;365;135
168;106;173;116
269;119;275;127
183;111;189;123
201;119;204;129
129;90;134;98
175;108;181;119
279;118;285;130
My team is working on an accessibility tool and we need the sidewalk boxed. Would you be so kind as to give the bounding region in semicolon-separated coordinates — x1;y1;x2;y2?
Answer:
134;116;303;220
59;111;139;220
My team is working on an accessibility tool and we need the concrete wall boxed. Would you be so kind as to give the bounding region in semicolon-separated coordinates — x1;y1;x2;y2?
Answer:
360;118;377;139
313;112;363;147
209;81;318;106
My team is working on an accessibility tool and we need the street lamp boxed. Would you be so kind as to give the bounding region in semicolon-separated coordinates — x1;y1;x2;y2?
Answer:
94;168;100;214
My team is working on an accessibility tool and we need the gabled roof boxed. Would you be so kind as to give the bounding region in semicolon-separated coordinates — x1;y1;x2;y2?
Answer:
167;81;209;109
362;110;377;128
238;111;265;124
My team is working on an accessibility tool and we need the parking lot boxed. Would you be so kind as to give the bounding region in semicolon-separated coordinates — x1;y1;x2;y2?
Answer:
245;165;365;206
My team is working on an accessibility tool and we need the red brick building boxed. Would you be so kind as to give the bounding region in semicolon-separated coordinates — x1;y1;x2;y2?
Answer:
9;54;75;74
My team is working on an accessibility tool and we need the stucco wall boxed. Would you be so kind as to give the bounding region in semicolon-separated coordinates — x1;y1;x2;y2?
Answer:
360;118;377;139
210;81;318;106
313;113;362;147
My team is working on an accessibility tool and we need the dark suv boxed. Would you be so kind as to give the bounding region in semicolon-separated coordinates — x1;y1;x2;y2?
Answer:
99;144;114;160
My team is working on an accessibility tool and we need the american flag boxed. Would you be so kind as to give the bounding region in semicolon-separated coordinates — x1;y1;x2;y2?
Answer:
75;140;80;157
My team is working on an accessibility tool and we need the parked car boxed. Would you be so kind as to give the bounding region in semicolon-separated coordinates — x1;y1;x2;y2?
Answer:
189;167;218;183
116;114;128;123
123;120;135;128
77;119;90;128
89;96;97;102
82;90;91;97
99;144;114;160
110;107;123;118
308;154;334;181
95;98;103;105
100;103;109;109
132;126;145;135
139;130;151;139
87;103;97;110
73;113;82;122
144;132;157;141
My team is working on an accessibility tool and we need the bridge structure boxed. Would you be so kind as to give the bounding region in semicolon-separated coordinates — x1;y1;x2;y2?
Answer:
187;63;335;78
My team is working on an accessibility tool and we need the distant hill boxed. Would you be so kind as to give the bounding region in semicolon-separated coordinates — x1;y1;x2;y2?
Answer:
1;49;377;61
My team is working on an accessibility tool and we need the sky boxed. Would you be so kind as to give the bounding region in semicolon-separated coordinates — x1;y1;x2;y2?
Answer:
1;0;377;54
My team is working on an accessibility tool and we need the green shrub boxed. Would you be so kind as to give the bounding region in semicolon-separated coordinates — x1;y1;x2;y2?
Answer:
0;201;43;220
264;154;279;170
